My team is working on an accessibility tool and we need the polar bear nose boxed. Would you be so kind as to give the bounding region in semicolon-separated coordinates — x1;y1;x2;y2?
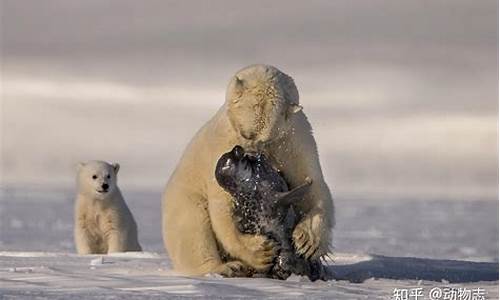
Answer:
241;131;256;140
101;183;109;191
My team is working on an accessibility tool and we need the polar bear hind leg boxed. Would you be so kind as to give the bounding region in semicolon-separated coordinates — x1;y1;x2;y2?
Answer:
163;187;248;277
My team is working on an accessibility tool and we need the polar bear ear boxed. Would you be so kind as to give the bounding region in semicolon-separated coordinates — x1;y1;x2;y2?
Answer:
112;163;120;174
233;76;245;101
289;103;303;114
77;162;86;171
235;76;243;86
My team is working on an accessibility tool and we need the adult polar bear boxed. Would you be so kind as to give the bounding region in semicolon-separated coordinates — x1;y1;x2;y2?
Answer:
162;65;334;276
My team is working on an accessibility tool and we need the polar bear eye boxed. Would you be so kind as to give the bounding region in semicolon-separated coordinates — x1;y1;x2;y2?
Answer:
106;174;110;179
92;175;98;180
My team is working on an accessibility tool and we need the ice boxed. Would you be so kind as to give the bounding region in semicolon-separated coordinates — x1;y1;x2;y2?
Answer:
204;272;224;279
90;256;104;266
285;274;310;282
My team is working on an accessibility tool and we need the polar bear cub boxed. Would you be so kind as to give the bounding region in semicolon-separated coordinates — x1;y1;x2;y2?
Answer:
74;160;142;254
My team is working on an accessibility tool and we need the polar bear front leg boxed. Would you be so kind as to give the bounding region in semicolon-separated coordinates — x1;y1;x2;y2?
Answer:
163;184;250;277
106;229;128;253
293;207;329;259
75;225;93;255
292;179;333;260
208;188;278;272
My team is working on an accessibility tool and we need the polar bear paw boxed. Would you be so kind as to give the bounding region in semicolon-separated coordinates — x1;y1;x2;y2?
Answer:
216;261;251;277
238;234;278;272
293;214;326;260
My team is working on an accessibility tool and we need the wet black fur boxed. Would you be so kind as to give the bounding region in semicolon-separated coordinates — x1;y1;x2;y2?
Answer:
215;145;325;280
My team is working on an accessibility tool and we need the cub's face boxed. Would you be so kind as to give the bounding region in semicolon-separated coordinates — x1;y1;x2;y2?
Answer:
77;161;120;200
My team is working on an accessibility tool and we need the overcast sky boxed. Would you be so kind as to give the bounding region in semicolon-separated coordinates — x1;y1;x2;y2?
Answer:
1;0;498;200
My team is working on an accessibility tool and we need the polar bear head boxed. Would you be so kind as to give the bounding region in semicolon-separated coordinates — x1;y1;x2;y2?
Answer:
225;64;302;144
77;160;120;200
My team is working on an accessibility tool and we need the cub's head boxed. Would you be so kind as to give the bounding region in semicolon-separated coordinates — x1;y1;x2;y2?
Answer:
226;64;302;145
77;160;120;199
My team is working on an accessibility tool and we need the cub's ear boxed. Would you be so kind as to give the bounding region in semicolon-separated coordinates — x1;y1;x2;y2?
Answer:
289;103;303;114
112;163;120;174
77;162;86;171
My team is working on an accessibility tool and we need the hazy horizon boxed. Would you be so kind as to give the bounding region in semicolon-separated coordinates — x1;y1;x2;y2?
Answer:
1;0;498;201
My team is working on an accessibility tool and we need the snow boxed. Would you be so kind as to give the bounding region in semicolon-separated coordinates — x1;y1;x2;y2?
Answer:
0;251;497;299
0;186;498;299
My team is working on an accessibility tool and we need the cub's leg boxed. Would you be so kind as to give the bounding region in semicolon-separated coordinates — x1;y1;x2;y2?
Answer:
75;225;94;255
106;230;128;253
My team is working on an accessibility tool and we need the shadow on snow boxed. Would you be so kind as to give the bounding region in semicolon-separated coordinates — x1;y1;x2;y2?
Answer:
328;255;499;283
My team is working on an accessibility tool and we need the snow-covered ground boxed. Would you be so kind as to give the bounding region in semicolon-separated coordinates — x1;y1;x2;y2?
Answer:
0;251;497;299
0;186;498;299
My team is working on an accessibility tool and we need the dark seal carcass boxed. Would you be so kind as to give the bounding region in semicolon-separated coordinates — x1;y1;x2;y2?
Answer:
215;145;325;280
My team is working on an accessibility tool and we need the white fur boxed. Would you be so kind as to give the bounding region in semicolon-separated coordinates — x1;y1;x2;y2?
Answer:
74;161;142;254
162;65;334;276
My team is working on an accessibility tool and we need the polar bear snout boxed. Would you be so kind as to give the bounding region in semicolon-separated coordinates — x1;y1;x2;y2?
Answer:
240;130;257;141
99;183;109;192
95;181;114;195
